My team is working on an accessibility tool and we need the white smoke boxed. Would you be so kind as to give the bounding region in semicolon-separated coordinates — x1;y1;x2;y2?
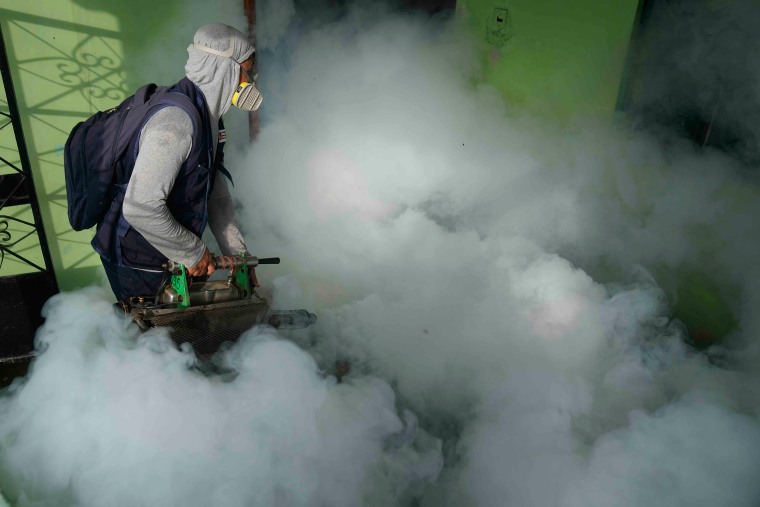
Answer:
2;1;760;506
0;289;441;506
233;1;760;505
254;0;296;51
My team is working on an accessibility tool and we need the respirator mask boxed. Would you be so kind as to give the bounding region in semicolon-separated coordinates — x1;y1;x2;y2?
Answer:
232;68;263;112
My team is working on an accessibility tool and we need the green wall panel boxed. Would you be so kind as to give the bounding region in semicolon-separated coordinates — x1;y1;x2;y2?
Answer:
458;0;640;118
0;2;124;289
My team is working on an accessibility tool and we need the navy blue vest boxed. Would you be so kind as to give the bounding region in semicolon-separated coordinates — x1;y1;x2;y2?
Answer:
92;78;224;270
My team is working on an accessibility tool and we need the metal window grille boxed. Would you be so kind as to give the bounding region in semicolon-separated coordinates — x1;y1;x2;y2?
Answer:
0;22;58;366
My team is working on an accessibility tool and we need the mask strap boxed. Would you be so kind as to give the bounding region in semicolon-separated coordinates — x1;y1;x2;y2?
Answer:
193;27;235;58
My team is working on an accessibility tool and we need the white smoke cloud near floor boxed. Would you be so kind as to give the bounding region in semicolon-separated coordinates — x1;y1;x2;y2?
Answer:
2;1;760;506
0;289;442;506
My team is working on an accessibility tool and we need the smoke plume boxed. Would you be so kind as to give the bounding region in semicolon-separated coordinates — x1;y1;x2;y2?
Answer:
1;0;760;506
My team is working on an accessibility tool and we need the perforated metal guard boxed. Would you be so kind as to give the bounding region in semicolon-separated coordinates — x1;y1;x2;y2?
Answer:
136;299;270;356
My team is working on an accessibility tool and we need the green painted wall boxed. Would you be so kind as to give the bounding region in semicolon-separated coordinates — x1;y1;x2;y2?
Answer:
0;0;244;290
0;2;122;289
457;0;640;118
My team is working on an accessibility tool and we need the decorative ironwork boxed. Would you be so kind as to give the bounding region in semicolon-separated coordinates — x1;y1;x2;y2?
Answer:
0;22;57;282
0;216;45;271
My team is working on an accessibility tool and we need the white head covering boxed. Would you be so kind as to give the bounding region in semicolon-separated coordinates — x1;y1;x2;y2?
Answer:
185;23;255;121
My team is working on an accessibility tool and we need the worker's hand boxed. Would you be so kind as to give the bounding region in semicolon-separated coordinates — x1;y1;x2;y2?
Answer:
186;247;215;277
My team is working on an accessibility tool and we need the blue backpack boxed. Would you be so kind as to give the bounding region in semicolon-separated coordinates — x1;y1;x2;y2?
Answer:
63;83;196;231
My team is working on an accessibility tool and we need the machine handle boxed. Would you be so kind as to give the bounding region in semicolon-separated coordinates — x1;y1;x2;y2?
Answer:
212;255;280;270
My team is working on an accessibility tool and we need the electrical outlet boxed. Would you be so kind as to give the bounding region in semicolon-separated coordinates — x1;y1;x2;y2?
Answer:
486;7;513;47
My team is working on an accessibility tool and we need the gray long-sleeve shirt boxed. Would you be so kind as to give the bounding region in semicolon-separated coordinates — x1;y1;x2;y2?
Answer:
122;106;247;267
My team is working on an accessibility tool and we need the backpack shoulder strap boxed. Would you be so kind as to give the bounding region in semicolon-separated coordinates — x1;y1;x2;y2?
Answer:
154;92;202;129
126;90;206;167
133;83;158;106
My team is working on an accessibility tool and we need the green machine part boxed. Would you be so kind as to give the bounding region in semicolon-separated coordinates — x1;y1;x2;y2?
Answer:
170;264;191;309
170;254;252;308
235;260;252;297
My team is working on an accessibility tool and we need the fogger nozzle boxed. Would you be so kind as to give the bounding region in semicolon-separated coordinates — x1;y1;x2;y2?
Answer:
212;255;280;270
163;255;280;272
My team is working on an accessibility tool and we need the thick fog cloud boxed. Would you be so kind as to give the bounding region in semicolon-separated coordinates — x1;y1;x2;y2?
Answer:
255;0;296;50
0;290;441;506
2;0;760;506
233;1;760;505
